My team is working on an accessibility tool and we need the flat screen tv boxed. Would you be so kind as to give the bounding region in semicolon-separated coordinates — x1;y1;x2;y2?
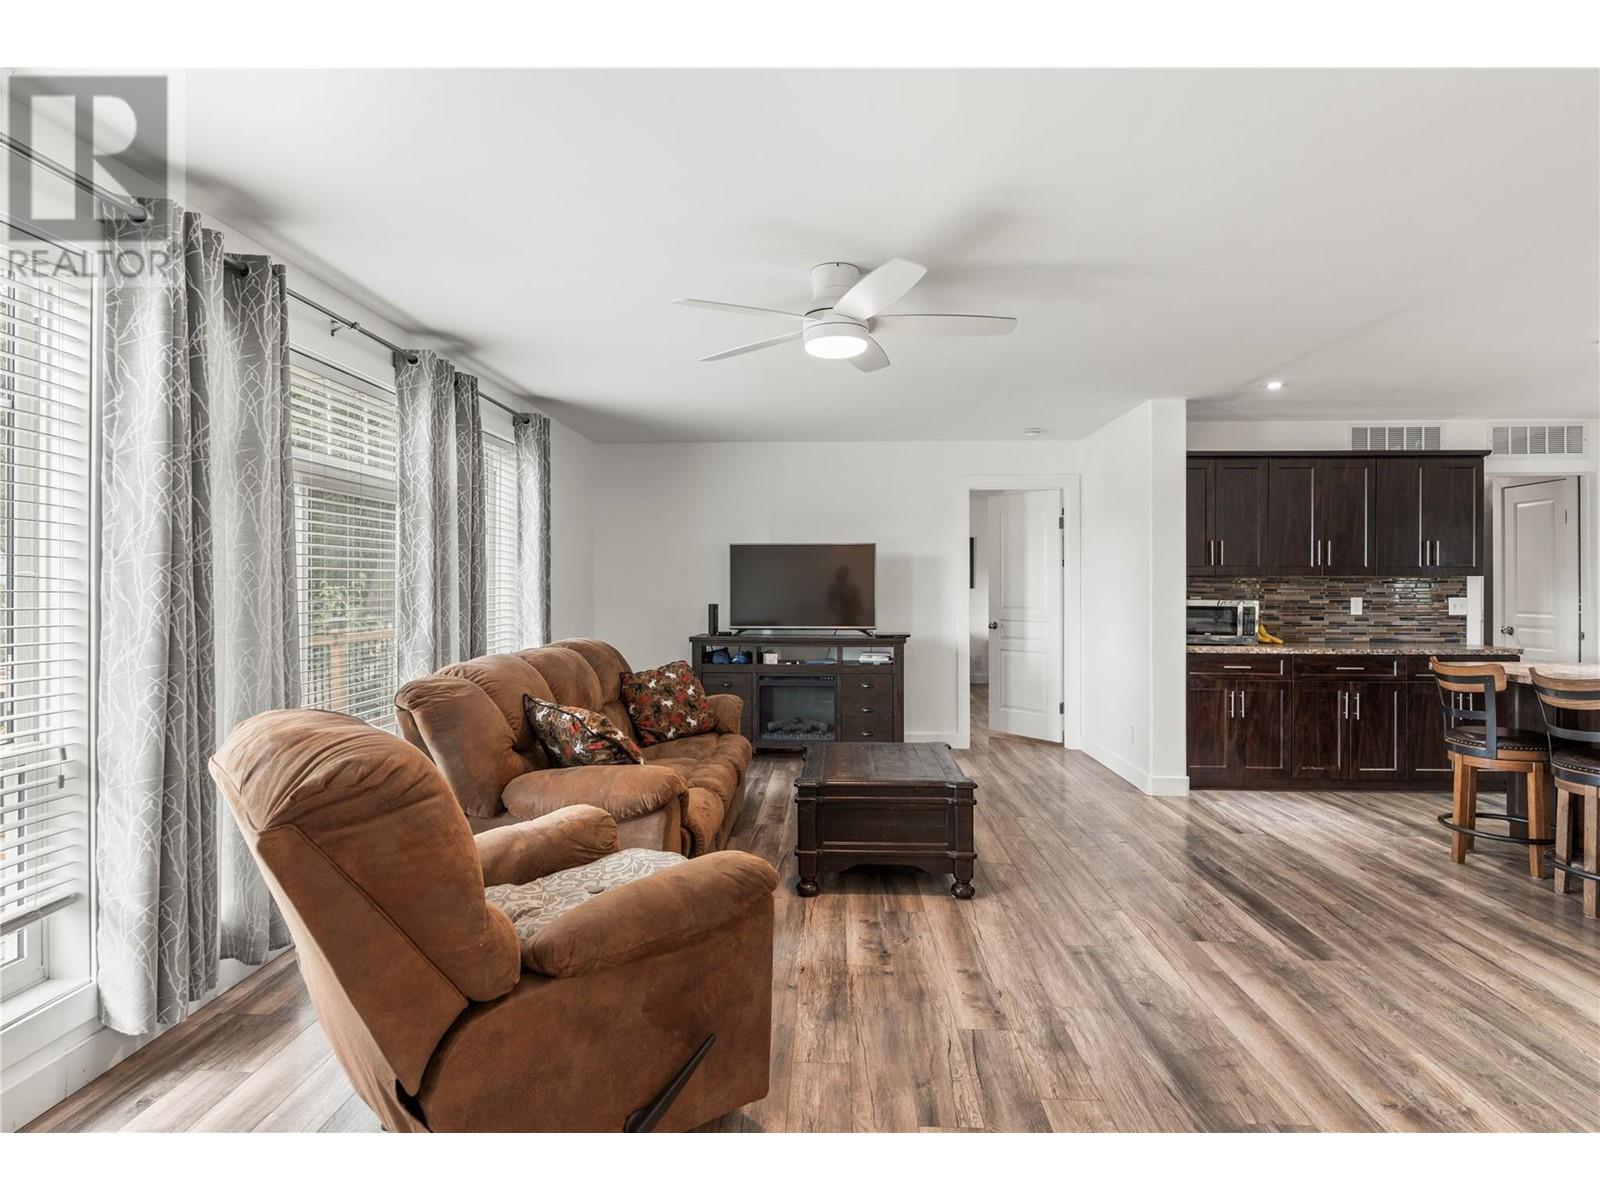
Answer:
729;543;876;629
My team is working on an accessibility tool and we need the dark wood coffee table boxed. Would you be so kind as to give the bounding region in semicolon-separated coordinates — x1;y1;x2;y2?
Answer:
794;742;977;899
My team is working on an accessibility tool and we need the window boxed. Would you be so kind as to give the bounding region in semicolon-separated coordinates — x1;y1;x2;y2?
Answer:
1;225;94;1004
289;361;398;731
483;433;520;654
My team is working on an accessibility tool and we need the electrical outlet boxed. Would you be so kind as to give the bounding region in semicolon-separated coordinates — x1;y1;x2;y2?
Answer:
1448;596;1468;616
1349;597;1363;616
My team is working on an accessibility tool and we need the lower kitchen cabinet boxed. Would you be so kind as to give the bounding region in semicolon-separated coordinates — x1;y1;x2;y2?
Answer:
1405;679;1455;780
1291;682;1346;782
1187;677;1289;787
1189;650;1518;790
1290;675;1406;783
1345;681;1405;781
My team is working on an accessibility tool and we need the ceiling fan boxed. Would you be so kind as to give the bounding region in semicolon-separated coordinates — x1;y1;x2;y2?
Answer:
672;259;1017;373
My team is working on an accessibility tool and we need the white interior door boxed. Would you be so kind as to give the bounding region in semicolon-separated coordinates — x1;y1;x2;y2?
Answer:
1500;477;1581;662
987;489;1063;741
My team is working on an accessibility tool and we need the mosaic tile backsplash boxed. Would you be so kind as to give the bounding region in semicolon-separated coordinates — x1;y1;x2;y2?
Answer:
1189;576;1469;642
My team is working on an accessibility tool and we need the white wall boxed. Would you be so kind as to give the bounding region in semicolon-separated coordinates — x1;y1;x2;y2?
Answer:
1081;399;1189;794
968;492;993;682
589;441;1086;743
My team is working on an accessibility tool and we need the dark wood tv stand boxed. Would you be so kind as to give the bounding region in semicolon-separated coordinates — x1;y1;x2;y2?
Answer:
689;631;909;751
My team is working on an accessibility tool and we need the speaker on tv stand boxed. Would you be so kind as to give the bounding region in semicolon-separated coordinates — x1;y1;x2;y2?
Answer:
707;603;719;636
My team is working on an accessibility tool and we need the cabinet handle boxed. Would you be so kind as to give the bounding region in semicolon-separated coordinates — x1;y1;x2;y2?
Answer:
1341;691;1348;719
1354;692;1361;720
1239;689;1246;718
858;731;875;738
1326;539;1332;567
1222;665;1253;670
1423;540;1431;567
1335;665;1365;672
1434;539;1442;566
1228;689;1235;719
859;682;874;689
858;706;874;714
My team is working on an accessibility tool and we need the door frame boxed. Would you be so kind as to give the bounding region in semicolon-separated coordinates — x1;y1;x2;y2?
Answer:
1489;474;1586;661
957;473;1081;750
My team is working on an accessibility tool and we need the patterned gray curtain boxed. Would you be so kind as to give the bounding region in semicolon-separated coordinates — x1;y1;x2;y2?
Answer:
96;200;220;1035
213;256;296;965
394;351;486;682
513;412;552;645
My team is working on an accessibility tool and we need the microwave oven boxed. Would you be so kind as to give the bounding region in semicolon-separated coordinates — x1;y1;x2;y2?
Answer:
1186;599;1260;644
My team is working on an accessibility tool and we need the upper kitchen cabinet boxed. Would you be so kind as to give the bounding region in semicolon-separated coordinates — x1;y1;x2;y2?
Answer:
1190;451;1486;579
1374;456;1484;574
1262;457;1375;575
1188;457;1267;576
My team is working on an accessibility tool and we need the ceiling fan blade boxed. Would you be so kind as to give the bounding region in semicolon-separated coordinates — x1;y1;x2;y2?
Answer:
673;298;804;319
700;330;803;362
848;336;890;373
871;314;1018;337
832;258;927;321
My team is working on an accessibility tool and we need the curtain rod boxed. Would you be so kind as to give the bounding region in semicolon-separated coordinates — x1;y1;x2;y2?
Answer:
2;132;529;421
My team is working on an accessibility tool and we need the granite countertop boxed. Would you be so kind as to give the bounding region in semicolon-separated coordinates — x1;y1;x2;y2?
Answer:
1500;661;1600;683
1187;643;1522;656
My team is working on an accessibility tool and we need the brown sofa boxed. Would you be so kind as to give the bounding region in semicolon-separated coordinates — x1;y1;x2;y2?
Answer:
394;638;752;857
211;708;777;1132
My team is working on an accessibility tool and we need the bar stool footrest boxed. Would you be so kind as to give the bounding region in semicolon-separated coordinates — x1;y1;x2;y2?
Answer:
1436;811;1555;847
1544;850;1600;883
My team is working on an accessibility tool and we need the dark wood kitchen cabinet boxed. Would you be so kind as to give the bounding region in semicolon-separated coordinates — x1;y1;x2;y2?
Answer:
1186;462;1211;573
1190;451;1486;579
1186;654;1289;786
1263;457;1374;575
1290;677;1402;782
1405;680;1454;780
1374;456;1483;574
1189;647;1520;789
1345;681;1405;781
1186;672;1289;787
1290;681;1346;781
1187;457;1267;575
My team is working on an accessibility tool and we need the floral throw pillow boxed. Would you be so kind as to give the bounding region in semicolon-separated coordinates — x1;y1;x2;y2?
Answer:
522;695;644;767
620;660;720;746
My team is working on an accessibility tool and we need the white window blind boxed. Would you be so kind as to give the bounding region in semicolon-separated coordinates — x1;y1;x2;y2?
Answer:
1;230;93;979
289;362;398;731
483;434;520;654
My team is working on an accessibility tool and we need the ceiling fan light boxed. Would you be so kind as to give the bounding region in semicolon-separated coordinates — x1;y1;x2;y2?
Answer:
805;333;869;359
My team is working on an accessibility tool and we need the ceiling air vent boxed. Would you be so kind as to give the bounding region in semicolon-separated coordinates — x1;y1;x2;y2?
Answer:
1491;424;1586;456
1350;425;1442;451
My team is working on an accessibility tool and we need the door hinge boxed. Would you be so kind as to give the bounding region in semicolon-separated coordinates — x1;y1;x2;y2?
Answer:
1059;701;1065;714
1058;513;1065;529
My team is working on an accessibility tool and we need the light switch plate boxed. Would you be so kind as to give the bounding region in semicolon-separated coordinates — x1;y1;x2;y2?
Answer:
1350;597;1363;616
1448;596;1469;616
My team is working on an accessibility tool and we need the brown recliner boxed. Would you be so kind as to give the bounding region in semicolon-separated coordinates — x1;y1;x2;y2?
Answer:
395;638;751;857
210;708;777;1132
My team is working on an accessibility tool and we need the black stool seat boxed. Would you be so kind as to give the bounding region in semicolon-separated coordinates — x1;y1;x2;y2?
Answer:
1442;725;1547;756
1551;747;1600;786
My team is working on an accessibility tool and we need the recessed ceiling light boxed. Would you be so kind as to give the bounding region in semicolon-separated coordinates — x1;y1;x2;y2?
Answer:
1023;427;1043;437
1265;380;1284;391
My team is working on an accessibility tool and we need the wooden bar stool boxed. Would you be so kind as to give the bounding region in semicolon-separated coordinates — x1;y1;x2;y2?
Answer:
1529;670;1600;918
1430;659;1554;876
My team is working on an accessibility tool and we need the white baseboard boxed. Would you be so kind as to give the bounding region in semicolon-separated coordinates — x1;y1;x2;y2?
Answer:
907;730;964;749
1080;741;1188;796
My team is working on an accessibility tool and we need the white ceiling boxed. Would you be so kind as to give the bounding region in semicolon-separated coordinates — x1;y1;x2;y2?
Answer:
181;69;1598;442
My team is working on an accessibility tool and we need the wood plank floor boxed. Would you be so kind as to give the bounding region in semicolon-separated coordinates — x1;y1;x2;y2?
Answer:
26;687;1600;1132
